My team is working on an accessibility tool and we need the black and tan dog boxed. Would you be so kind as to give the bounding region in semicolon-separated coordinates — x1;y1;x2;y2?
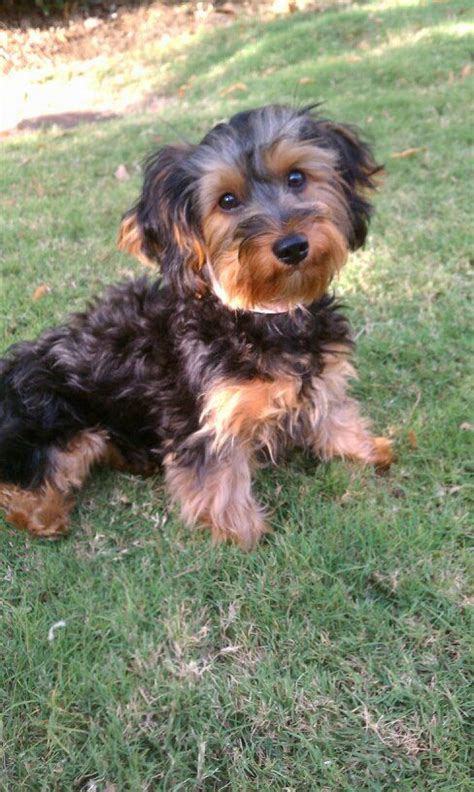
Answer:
0;105;393;549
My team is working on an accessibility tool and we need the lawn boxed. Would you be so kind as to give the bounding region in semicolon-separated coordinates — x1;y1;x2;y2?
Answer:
0;0;472;789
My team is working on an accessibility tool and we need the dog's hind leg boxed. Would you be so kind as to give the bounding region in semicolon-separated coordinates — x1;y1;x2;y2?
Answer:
0;430;114;537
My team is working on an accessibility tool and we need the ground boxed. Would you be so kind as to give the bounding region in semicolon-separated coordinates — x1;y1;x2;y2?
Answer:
0;0;473;789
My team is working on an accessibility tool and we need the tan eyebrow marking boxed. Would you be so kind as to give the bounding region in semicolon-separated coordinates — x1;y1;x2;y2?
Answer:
264;139;338;181
198;163;247;216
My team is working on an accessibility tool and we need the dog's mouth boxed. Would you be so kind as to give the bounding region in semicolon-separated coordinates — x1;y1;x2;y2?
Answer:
207;219;348;313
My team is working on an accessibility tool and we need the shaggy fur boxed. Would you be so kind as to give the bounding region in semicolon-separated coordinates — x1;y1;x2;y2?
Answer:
0;104;393;548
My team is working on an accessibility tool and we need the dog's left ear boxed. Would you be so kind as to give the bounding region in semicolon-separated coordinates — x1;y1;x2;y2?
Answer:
320;121;382;249
302;116;382;249
118;144;206;292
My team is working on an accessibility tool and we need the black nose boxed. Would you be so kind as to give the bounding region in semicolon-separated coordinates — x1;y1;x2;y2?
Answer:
272;234;309;266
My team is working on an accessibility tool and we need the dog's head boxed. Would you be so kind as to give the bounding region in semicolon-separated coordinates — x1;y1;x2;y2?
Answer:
119;105;381;311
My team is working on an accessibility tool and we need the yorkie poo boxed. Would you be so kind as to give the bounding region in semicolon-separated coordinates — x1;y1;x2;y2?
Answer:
0;105;393;549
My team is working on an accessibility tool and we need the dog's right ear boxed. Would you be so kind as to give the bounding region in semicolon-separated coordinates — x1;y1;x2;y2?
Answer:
117;209;153;266
117;144;201;277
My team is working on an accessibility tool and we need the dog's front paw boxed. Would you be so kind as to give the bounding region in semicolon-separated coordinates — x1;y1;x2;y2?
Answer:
370;437;394;470
210;506;271;551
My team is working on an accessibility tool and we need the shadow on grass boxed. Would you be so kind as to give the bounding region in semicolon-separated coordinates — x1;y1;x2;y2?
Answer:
1;0;173;27
16;110;120;131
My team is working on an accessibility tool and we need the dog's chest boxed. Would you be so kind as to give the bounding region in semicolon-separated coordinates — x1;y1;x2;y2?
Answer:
201;344;353;454
202;371;318;452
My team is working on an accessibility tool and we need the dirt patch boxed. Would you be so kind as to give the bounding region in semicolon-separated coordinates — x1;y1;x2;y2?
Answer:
0;0;338;134
1;2;234;74
0;0;340;74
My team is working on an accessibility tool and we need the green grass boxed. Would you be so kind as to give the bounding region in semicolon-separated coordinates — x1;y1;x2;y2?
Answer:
1;0;473;789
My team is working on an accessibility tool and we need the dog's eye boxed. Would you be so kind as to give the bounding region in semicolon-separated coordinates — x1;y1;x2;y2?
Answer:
287;170;306;190
218;193;241;211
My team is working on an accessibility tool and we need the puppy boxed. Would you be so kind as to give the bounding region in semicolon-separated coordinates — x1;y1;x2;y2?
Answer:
0;105;393;549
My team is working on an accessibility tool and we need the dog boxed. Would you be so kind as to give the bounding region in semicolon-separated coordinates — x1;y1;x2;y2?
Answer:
0;104;393;549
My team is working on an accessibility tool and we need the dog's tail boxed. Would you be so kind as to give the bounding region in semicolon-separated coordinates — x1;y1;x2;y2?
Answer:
0;343;87;490
0;415;52;489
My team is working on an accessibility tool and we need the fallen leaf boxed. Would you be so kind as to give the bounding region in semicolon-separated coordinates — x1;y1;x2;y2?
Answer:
391;147;426;159
460;422;473;431
460;63;472;79
298;77;315;84
220;82;247;96
407;430;417;449
32;284;50;301
114;164;130;181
